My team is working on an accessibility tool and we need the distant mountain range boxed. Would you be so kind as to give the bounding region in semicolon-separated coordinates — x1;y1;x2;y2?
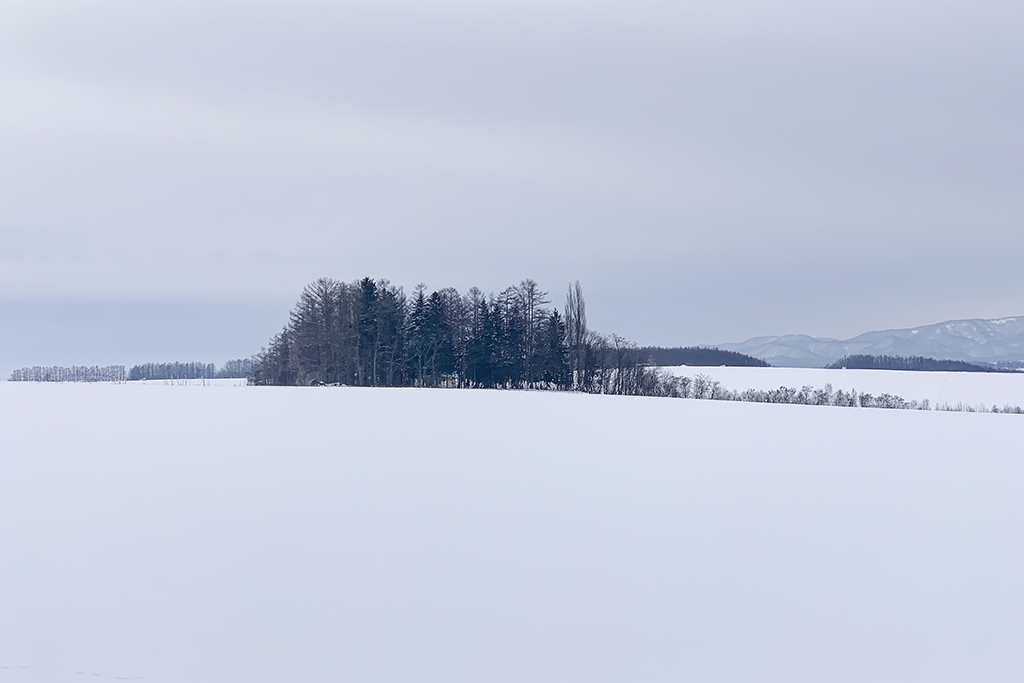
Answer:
717;316;1024;368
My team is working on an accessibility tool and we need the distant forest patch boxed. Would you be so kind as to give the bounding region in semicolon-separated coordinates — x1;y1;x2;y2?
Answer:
825;355;1005;373
641;346;769;367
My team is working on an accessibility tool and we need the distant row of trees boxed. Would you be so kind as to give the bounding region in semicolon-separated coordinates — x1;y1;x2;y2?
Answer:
251;278;662;395
670;375;930;410
641;346;769;367
129;362;216;381
8;365;127;382
937;402;1024;414
9;359;252;383
127;359;252;380
663;374;1022;413
826;354;1005;372
218;359;253;378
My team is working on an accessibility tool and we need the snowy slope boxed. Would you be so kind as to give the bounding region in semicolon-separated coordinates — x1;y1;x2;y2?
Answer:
718;315;1024;367
2;382;1023;683
659;365;1024;409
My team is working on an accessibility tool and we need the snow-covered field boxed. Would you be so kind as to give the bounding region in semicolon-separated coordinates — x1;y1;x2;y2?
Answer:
2;380;1023;682
660;365;1024;409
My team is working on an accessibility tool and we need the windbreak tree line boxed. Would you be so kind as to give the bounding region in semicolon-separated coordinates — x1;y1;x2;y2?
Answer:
218;358;253;378
826;355;1005;373
129;361;216;381
8;365;127;382
10;359;253;382
127;360;253;380
677;375;930;410
250;277;662;395
641;346;769;367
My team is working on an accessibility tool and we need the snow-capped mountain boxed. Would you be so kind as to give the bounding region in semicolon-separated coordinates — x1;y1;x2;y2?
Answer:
717;316;1024;367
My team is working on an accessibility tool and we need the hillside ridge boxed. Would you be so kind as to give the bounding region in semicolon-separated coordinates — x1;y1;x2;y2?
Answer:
716;315;1024;368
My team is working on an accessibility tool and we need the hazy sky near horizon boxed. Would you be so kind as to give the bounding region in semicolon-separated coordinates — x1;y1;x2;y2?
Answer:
1;0;1022;366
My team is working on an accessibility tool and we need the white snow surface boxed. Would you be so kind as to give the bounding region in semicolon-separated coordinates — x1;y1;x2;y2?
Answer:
659;365;1024;409
2;381;1023;682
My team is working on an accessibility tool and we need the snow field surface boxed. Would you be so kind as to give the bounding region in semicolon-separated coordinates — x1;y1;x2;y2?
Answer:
660;365;1024;409
1;380;1023;683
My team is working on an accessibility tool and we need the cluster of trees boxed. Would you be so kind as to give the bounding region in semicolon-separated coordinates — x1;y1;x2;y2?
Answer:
8;365;127;382
641;346;769;367
250;278;662;394
249;276;989;413
826;354;1004;372
127;360;252;380
241;275;1024;415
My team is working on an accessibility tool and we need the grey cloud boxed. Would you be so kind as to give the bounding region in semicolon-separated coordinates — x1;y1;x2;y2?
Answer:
0;0;1021;357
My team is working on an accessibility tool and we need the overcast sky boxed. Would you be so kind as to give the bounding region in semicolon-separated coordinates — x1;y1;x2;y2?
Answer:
1;0;1022;369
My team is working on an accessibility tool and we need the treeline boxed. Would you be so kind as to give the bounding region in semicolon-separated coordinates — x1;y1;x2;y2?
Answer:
665;374;1021;413
251;278;662;394
671;375;929;410
9;359;253;383
244;276;1024;415
219;358;253;378
642;346;769;367
826;355;1004;373
127;359;252;380
8;365;127;382
937;402;1024;414
129;361;216;381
